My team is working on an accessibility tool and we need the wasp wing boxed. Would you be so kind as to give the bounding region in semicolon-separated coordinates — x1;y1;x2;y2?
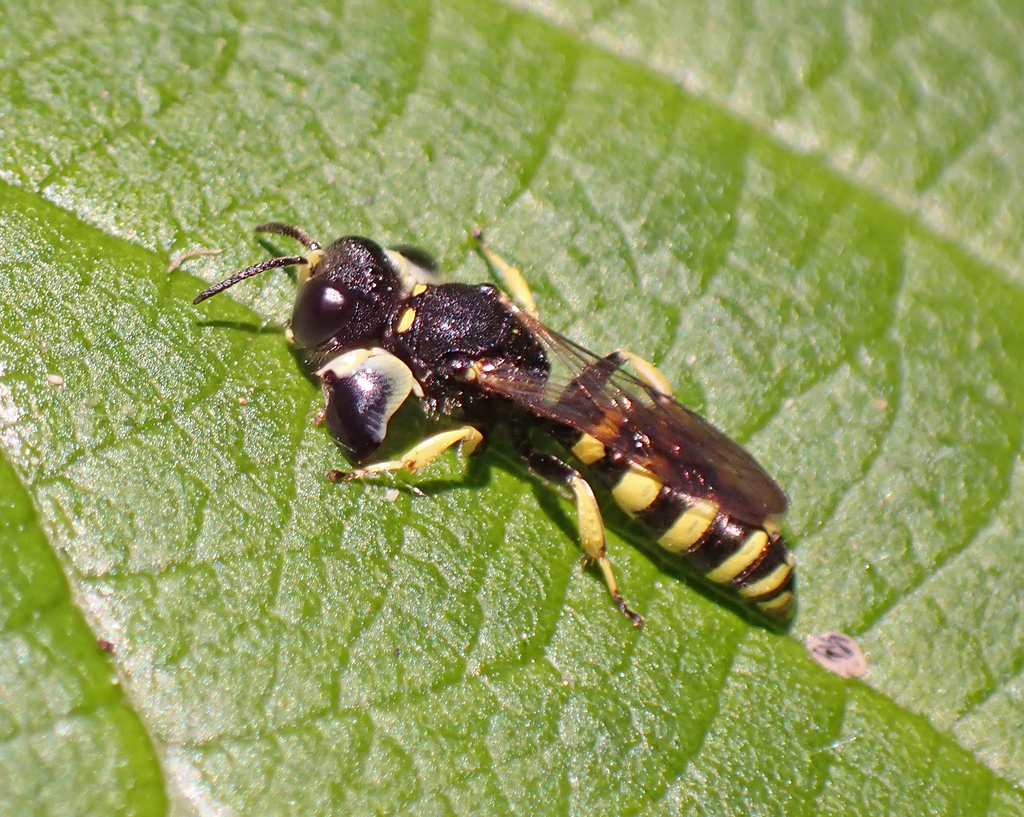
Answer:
473;309;789;526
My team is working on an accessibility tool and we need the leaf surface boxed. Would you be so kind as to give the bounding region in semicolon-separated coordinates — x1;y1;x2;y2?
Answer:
1;0;1024;814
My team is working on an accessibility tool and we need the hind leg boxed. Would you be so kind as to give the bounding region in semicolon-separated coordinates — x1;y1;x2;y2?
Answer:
510;421;643;627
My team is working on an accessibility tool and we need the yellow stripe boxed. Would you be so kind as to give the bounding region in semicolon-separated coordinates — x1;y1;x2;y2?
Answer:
757;591;794;618
571;433;606;465
412;283;428;296
611;464;663;514
739;554;795;599
658;500;718;554
396;307;416;333
705;529;769;584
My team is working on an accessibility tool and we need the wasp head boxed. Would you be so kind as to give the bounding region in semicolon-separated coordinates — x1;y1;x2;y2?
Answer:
192;223;403;357
290;235;403;352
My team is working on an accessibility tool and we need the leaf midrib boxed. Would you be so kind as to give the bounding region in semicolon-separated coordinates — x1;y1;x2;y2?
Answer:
494;0;1024;291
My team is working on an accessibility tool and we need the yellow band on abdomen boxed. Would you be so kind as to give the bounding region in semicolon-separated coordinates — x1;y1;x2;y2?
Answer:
706;529;769;584
611;464;663;514
571;433;606;465
658;500;718;554
739;554;795;599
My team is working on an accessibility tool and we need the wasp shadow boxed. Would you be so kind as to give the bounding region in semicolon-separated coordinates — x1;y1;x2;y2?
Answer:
481;441;793;633
193;317;288;336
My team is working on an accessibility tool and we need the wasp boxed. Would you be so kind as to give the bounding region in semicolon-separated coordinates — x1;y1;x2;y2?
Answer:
192;223;795;626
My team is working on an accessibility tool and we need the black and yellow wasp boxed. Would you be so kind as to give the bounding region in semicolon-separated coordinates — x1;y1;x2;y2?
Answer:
193;223;795;626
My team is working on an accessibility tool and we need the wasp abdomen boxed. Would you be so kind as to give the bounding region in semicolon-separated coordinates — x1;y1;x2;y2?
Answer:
568;431;794;621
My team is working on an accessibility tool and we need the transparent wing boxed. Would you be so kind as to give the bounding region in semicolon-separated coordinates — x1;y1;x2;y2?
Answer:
473;309;789;526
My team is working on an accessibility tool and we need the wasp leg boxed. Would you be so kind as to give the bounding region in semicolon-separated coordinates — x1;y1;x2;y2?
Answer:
607;350;675;399
511;422;644;627
471;237;676;398
547;350;675;424
471;230;539;317
568;349;674;401
329;425;484;481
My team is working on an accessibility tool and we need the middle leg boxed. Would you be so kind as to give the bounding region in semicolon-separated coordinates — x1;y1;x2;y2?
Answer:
472;234;677;401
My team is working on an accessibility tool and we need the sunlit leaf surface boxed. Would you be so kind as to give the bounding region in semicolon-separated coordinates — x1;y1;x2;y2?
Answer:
2;0;1024;814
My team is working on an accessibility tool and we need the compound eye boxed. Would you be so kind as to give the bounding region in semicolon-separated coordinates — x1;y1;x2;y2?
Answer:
291;279;351;348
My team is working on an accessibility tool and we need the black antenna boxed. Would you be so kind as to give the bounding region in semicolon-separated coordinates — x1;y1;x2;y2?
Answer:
192;255;307;304
255;222;321;250
192;223;324;304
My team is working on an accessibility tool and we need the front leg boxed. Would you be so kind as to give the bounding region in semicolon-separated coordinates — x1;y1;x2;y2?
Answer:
472;230;538;317
329;425;484;482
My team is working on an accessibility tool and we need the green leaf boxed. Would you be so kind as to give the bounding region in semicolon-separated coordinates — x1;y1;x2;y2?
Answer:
0;449;165;814
2;0;1024;814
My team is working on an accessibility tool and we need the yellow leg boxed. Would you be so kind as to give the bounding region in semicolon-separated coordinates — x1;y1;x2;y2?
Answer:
472;230;539;317
615;351;675;399
570;476;644;628
470;232;675;405
330;426;483;481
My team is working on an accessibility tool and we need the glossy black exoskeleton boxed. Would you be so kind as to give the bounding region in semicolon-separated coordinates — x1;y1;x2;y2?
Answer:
193;222;795;626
